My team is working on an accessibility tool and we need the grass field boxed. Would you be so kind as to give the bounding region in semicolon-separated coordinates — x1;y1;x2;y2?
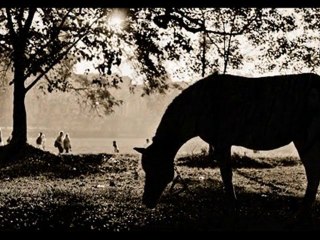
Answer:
0;145;319;231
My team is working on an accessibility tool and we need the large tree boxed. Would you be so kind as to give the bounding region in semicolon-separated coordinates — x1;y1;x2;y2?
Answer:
0;8;116;146
0;8;174;148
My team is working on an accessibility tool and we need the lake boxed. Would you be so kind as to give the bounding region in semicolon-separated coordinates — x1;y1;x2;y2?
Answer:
28;137;299;158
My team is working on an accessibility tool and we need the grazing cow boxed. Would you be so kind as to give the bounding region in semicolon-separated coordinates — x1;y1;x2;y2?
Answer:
134;73;320;219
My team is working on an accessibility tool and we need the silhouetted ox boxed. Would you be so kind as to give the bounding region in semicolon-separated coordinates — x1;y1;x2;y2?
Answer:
134;73;320;218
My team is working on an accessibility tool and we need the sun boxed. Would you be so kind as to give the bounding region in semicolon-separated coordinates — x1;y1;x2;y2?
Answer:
109;15;123;29
108;10;126;31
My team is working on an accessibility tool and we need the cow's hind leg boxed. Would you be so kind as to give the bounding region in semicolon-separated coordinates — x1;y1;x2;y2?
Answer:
208;144;217;163
294;139;320;221
215;145;237;213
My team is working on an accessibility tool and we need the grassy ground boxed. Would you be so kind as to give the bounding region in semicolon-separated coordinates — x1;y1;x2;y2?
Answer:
0;145;319;231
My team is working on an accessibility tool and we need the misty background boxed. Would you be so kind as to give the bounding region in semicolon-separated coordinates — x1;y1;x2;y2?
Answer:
0;73;190;153
0;72;298;156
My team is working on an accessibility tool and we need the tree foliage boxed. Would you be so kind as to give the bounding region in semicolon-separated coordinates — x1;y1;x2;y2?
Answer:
151;8;298;77
0;8;178;118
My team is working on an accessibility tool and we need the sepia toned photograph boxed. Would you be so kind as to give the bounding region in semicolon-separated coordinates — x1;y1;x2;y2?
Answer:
1;5;320;231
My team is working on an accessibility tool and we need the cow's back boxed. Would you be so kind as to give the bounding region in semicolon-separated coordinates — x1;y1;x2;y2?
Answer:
154;73;320;150
190;73;320;149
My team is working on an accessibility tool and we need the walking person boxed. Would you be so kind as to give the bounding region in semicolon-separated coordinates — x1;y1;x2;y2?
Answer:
63;133;72;153
113;140;119;153
6;133;12;144
0;128;3;146
54;131;64;154
144;138;150;148
36;132;46;150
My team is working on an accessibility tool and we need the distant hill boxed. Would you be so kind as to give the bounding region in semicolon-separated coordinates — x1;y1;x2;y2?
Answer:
0;73;188;139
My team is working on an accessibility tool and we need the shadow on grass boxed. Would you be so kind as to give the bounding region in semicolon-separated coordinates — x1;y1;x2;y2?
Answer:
0;144;113;179
176;153;300;169
136;178;320;231
0;178;319;231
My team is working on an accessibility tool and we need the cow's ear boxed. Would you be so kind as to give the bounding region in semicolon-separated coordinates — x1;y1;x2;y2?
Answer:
133;147;146;154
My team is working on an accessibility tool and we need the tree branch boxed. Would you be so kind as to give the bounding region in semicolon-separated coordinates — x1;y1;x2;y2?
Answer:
56;8;73;31
175;9;204;27
39;8;72;41
25;40;78;92
25;24;94;93
206;34;224;56
166;14;205;33
222;25;230;74
69;86;88;91
223;13;236;74
24;9;73;79
5;8;17;40
26;9;102;92
17;8;23;31
21;8;36;38
6;8;36;86
155;9;260;37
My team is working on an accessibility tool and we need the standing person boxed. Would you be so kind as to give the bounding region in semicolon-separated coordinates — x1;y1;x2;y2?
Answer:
0;128;3;146
42;134;46;150
36;132;46;150
144;138;150;148
6;133;12;144
63;133;72;153
113;140;119;153
54;131;64;154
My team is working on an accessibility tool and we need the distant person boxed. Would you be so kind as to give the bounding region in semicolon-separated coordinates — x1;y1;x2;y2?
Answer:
144;138;150;148
54;131;64;154
6;133;12;144
0;128;3;146
36;132;46;150
63;133;72;153
113;140;119;153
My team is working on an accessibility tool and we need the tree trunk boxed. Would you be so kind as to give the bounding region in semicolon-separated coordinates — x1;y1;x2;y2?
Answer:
10;75;27;146
201;30;206;78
